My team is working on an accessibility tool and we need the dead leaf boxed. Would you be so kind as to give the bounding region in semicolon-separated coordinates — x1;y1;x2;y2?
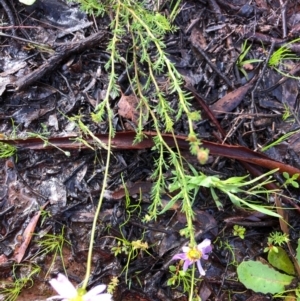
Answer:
118;93;148;125
210;75;257;116
14;201;49;263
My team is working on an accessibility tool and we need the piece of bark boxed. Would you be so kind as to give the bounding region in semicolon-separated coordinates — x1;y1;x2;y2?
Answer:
12;31;106;91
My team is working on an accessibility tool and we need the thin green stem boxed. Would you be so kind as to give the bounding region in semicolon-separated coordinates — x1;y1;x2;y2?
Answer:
189;264;195;301
82;80;114;290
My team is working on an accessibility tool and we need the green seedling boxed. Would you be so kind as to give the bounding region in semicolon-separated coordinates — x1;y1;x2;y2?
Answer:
111;237;150;284
0;141;17;158
0;119;19;158
282;103;294;121
268;38;300;79
168;264;200;295
106;276;119;295
232;225;246;239
218;239;238;267
282;172;299;189
274;287;300;301
261;129;300;152
0;264;41;301
33;226;70;277
236;40;263;79
120;175;142;228
264;231;290;251
39;209;52;226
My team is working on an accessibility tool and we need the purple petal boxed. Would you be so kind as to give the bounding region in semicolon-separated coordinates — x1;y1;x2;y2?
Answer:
84;293;112;301
83;284;106;300
196;260;206;276
183;259;192;271
172;253;187;261
49;274;77;299
197;239;212;255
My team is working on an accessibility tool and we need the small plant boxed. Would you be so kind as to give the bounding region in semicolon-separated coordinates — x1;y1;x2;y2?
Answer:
232;225;246;239
264;231;290;252
236;40;263;79
282;172;299;189
0;264;41;301
164;166;281;218
0;141;17;158
282;103;293;121
106;277;119;295
33;226;70;277
268;38;300;78
222;240;238;266
168;263;200;294
261;129;300;152
111;237;150;283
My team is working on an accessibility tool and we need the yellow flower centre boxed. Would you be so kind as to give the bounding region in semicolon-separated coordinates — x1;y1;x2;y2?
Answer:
69;288;86;301
69;296;83;301
187;248;202;261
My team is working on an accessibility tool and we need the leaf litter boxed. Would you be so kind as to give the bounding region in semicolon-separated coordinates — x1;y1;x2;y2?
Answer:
0;0;300;300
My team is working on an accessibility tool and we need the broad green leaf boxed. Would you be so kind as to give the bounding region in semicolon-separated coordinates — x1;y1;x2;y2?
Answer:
296;238;300;265
268;247;295;275
237;261;294;294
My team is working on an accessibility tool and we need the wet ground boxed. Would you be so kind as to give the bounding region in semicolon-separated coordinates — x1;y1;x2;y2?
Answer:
1;0;300;300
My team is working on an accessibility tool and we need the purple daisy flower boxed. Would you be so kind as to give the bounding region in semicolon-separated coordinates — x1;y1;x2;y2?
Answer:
172;238;212;275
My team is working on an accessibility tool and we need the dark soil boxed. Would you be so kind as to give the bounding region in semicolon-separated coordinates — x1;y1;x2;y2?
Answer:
0;0;300;300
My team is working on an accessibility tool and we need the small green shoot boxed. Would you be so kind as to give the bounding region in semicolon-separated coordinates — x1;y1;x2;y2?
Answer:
33;226;70;277
111;237;150;283
268;231;290;247
0;264;41;301
282;103;294;121
0;141;17;158
232;225;246;239
268;38;300;78
282;172;299;189
39;209;52;226
236;40;263;79
261;129;300;152
120;176;142;227
264;231;289;254
220;239;238;266
167;264;200;294
106;276;119;295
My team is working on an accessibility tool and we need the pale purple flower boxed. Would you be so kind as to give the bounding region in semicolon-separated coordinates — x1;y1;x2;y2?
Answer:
172;239;212;276
48;273;112;301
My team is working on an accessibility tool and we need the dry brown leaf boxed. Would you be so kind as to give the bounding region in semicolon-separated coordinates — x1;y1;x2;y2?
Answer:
14;201;49;263
118;93;148;125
